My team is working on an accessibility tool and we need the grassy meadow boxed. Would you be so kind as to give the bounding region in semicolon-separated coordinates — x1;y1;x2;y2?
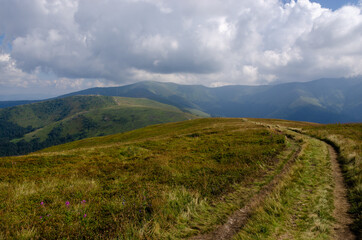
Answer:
247;118;362;238
0;118;291;239
234;130;335;239
0;118;360;239
303;123;362;236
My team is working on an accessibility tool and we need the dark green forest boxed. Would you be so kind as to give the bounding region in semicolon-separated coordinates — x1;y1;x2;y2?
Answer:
0;122;84;156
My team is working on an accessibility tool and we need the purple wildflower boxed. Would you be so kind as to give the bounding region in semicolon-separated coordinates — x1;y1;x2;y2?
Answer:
81;200;86;204
66;201;70;206
40;201;44;205
40;216;42;219
83;214;87;218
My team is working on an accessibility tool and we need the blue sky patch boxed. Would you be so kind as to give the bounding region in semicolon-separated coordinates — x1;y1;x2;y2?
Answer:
313;0;360;10
282;0;360;10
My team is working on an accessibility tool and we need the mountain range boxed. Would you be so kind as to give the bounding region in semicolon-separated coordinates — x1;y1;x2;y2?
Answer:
59;77;362;123
0;77;361;156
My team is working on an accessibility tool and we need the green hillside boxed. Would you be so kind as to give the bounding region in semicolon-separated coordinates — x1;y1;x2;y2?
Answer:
0;96;199;156
60;77;362;123
2;78;361;123
0;118;360;239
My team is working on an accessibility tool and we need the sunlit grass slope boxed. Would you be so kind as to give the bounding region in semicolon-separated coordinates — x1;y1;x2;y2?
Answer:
234;130;334;239
249;118;362;237
0;118;288;239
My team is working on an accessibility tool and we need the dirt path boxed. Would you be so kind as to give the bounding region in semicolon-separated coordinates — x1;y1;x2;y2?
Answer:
189;144;301;240
189;132;356;240
328;145;356;240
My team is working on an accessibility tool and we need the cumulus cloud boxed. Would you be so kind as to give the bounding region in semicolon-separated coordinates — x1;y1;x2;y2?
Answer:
0;52;110;98
0;53;37;87
0;0;361;93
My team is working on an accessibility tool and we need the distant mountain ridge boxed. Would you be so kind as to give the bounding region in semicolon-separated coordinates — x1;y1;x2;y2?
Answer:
59;77;362;123
0;100;39;108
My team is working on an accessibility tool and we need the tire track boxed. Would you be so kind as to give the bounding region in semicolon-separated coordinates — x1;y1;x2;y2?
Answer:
189;126;356;240
189;140;301;240
328;145;356;240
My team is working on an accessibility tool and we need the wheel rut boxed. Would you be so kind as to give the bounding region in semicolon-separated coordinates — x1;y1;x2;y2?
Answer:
189;142;301;240
328;145;356;240
189;127;356;240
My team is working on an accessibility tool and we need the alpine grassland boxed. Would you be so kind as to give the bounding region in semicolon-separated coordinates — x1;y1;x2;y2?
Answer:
0;118;291;239
234;130;335;239
238;119;361;239
303;123;362;237
0;118;360;239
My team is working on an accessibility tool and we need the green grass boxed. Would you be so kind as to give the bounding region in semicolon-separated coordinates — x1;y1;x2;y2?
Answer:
1;118;360;239
302;123;362;237
0;118;289;239
248;119;362;238
234;133;335;239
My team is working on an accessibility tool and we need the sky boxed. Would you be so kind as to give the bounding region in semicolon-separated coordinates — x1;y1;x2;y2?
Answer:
0;0;362;100
313;0;360;10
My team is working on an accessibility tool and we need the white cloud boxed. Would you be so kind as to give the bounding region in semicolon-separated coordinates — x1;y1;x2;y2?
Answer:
0;53;36;87
0;0;361;95
0;52;112;98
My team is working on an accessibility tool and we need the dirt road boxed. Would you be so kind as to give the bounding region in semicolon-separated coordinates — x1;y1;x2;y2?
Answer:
190;130;356;240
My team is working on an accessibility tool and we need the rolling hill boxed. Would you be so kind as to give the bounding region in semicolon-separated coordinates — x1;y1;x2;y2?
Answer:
0;118;360;239
59;77;362;123
0;95;199;156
